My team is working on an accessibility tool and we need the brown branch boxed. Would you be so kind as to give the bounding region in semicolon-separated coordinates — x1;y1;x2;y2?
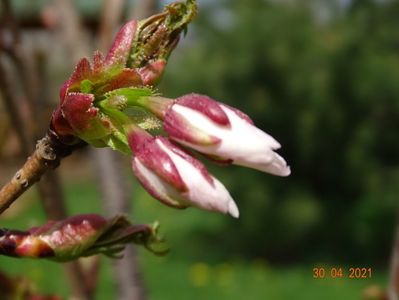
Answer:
0;1;92;299
0;134;78;214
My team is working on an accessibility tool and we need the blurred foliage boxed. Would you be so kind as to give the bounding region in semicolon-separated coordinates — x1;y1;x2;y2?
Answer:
160;0;399;265
1;0;397;272
1;0;396;298
0;182;388;299
0;0;102;19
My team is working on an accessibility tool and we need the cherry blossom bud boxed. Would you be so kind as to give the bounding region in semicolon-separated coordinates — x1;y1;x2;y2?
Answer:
137;59;167;86
105;21;138;67
60;93;113;143
0;214;164;261
155;94;290;176
127;127;239;218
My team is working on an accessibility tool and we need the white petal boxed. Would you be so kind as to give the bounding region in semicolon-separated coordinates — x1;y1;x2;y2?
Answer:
228;200;240;218
158;139;238;216
134;157;186;204
238;151;291;176
170;104;289;176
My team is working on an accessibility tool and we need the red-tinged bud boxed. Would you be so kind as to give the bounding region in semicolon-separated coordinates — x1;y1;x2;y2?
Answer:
50;22;143;146
34;214;107;260
0;228;54;258
59;79;70;104
129;0;197;81
50;108;74;136
61;93;113;142
100;68;143;94
49;1;197;151
127;126;239;217
137;59;167;86
128;128;188;197
105;21;138;67
0;214;166;261
92;51;105;73
144;93;291;176
65;58;92;95
62;21;138;97
164;94;230;146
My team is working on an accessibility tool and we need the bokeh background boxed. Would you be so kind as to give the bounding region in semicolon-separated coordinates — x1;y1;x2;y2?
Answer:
1;0;398;299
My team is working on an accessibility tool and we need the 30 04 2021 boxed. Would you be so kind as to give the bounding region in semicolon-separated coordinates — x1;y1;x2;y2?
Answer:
312;267;372;279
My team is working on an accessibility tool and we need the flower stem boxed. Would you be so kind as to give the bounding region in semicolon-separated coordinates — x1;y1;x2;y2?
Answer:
135;96;172;119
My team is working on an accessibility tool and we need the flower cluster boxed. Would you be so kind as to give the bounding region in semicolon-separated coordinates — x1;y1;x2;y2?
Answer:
0;214;164;261
50;0;290;219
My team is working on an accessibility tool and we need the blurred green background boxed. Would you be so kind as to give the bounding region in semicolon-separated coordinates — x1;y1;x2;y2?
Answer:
1;0;399;299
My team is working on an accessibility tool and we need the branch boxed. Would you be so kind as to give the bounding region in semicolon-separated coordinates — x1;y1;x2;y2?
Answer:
0;2;92;299
0;133;80;214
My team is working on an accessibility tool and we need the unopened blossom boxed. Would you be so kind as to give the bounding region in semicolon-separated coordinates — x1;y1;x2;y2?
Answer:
51;20;143;147
0;214;164;261
43;0;289;222
127;126;239;218
50;1;197;149
137;93;291;176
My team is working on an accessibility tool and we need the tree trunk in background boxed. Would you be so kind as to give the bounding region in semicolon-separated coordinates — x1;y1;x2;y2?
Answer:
1;1;92;298
98;0;125;56
93;149;146;300
91;1;161;299
52;0;90;62
130;0;159;20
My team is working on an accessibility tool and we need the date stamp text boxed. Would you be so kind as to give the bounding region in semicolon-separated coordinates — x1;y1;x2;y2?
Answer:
312;267;372;279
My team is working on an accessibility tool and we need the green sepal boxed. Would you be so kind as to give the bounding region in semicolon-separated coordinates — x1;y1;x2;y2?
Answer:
82;218;169;258
95;103;131;153
80;79;94;93
105;87;155;107
103;133;130;155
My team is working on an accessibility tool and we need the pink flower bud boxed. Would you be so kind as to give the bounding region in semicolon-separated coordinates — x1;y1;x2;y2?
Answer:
50;22;143;143
105;21;138;67
162;94;291;176
137;59;167;86
127;127;239;218
61;92;113;142
0;214;164;261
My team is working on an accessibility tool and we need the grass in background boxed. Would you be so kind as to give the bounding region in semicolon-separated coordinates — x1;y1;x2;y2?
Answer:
0;178;388;299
